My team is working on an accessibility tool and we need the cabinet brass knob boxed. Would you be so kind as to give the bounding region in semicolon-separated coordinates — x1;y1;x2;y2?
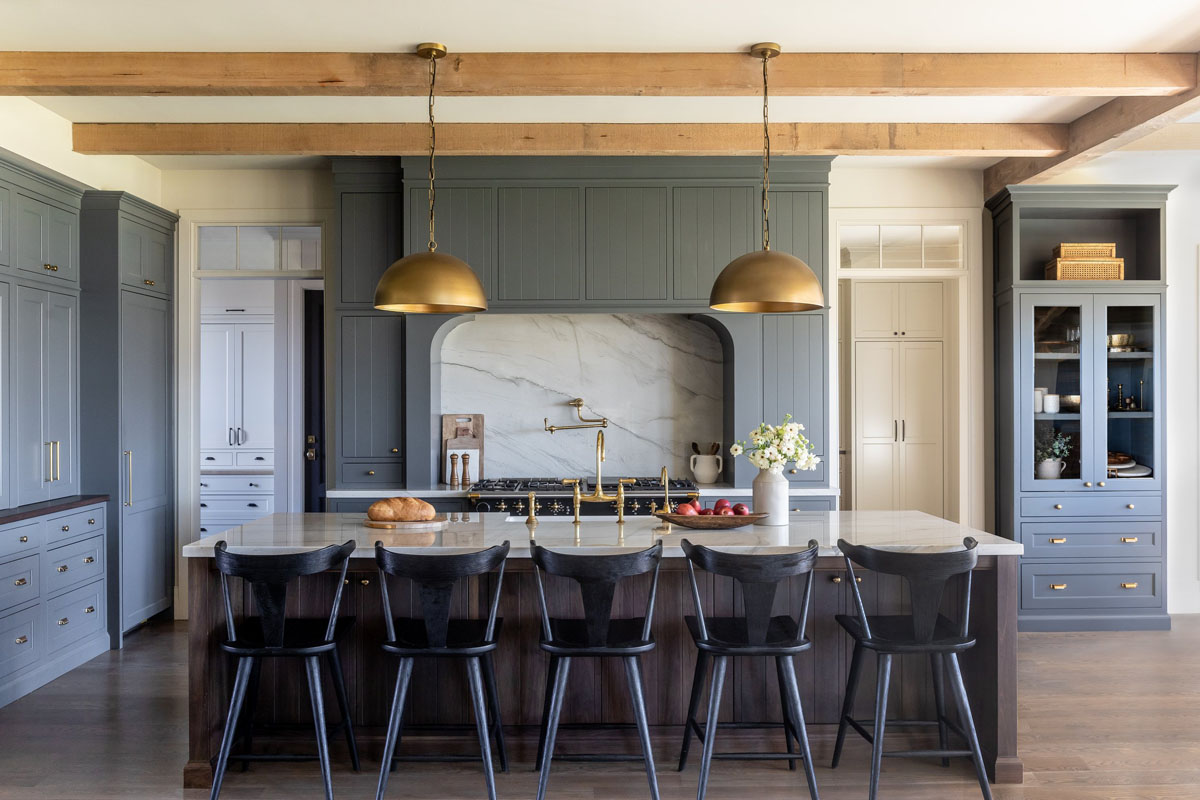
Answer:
85;606;96;614
14;636;28;645
1121;582;1138;590
1121;537;1139;543
83;556;95;564
144;279;156;286
391;448;399;453
1053;504;1063;510
1049;583;1067;590
61;525;69;532
56;565;69;573
1126;504;1135;510
13;578;27;587
1049;537;1066;544
87;519;95;525
360;578;371;586
1083;482;1092;487
789;468;798;474
57;618;69;626
831;576;842;584
367;470;376;476
18;536;27;543
1097;481;1106;487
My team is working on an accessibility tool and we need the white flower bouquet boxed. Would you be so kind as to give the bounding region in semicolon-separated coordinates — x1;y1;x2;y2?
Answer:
729;414;820;474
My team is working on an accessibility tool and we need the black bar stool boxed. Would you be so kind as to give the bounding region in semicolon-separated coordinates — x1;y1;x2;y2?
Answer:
373;541;511;800
830;537;992;800
209;540;360;800
677;538;821;800
530;540;663;800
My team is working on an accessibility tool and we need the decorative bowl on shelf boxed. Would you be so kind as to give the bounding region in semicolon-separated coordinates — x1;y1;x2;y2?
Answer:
1107;334;1135;347
1059;394;1082;411
651;511;767;530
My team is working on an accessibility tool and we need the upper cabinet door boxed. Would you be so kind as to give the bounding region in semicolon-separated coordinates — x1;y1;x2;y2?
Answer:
15;194;48;279
0;185;10;267
120;292;172;509
44;291;78;499
0;281;8;510
118;219;146;286
409;187;495;300
46;207;78;284
339;314;403;460
899;282;944;339
763;313;826;484
339;192;403;305
585;187;668;301
199;324;236;451
853;282;898;338
237;324;274;450
1094;294;1161;492
142;226;171;295
14;287;48;505
497;187;581;301
767;190;825;287
672;186;755;302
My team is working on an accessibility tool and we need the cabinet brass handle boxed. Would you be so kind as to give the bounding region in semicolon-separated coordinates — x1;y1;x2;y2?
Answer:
360;579;371;586
14;636;28;645
84;606;96;614
1121;582;1138;590
124;450;134;507
57;565;69;573
1053;504;1063;510
143;279;156;286
18;536;28;543
43;263;58;272
87;519;95;525
13;578;27;587
54;441;61;482
1126;504;1135;510
1121;537;1139;543
83;556;95;564
1049;537;1066;544
831;576;842;584
57;618;69;626
61;525;69;532
1049;583;1067;590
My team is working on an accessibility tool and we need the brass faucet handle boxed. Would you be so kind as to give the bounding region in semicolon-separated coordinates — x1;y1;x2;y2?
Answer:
563;479;582;522
526;491;538;527
618;477;637;485
562;478;580;485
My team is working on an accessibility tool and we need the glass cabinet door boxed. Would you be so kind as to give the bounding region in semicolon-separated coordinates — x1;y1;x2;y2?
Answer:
1022;295;1094;491
1095;295;1161;490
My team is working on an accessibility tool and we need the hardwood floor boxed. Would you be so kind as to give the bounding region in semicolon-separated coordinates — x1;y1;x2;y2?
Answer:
1;617;1198;799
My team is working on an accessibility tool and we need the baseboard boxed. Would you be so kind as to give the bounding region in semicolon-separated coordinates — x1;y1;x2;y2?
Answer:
0;631;110;708
123;597;171;633
1019;613;1171;632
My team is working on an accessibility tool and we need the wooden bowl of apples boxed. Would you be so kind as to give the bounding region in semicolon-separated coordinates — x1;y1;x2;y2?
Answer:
652;498;765;530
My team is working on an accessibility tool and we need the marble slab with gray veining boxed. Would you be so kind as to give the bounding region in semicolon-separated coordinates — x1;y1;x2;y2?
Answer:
439;313;724;479
182;510;1023;559
324;484;843;499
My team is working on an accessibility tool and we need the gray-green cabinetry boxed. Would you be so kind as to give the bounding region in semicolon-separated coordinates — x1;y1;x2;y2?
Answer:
80;192;178;643
990;185;1169;631
498;187;581;301
0;280;7;511
337;313;404;486
0;185;9;266
764;313;827;484
15;193;78;285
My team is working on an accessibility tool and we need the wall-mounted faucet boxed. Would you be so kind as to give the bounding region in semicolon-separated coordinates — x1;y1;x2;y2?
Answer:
544;398;608;433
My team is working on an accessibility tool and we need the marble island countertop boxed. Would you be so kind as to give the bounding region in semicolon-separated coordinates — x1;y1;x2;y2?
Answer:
182;510;1021;559
324;483;841;499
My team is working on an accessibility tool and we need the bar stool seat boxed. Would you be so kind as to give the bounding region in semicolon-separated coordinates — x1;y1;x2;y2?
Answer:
221;616;356;656
543;617;654;656
384;617;503;656
684;615;808;655
833;613;973;653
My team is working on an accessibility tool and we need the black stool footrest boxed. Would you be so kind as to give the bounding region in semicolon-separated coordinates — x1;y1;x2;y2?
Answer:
550;754;651;763
883;749;974;759
229;753;318;763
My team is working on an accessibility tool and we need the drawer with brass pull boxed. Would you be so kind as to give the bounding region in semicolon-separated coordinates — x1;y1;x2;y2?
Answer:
0;556;40;614
338;462;404;487
1020;495;1161;518
46;506;106;545
0;520;42;561
1021;562;1162;611
1022;522;1161;559
44;536;104;596
46;582;105;654
0;606;40;679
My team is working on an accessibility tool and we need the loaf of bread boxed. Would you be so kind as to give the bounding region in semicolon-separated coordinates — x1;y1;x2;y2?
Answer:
367;497;437;522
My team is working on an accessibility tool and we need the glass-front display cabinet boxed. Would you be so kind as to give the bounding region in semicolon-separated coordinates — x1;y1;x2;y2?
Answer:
1020;294;1161;492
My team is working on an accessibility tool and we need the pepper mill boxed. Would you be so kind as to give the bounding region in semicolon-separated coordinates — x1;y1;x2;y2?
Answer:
461;453;471;485
449;453;459;487
1117;383;1124;410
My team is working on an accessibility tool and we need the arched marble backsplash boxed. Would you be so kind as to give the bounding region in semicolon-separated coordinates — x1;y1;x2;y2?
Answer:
438;314;723;479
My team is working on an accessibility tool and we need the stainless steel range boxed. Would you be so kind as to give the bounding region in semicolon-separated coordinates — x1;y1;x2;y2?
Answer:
467;477;698;516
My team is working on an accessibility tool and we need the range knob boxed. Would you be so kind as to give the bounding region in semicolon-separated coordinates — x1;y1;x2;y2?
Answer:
550;501;564;514
630;500;641;513
515;501;526;514
497;501;508;512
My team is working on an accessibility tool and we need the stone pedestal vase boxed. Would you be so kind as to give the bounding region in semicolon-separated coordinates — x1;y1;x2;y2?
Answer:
753;467;789;526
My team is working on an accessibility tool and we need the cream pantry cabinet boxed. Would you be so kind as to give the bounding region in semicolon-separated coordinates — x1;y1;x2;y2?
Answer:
199;322;273;464
853;281;943;340
853;340;944;516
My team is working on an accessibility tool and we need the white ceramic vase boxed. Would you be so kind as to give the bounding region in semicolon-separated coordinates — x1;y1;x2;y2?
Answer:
1035;459;1065;480
752;467;789;526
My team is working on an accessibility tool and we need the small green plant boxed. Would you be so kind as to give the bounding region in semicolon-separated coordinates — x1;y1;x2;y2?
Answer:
1035;428;1072;462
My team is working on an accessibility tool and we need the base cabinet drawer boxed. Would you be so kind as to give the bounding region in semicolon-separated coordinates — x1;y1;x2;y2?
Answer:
338;462;404;486
45;582;105;653
201;451;235;467
1023;522;1162;559
0;606;41;680
0;521;42;561
47;507;105;546
200;475;274;493
1020;494;1161;518
0;556;40;613
43;536;105;596
1021;562;1162;610
235;451;273;468
199;497;273;515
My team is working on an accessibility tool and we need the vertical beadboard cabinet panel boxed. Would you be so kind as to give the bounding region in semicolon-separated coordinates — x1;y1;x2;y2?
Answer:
498;187;582;301
585;187;668;301
338;313;404;465
338;192;403;306
407;186;496;300
764;314;827;484
672;186;756;301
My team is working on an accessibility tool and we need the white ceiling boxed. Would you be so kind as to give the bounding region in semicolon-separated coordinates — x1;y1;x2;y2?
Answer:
5;0;1200;52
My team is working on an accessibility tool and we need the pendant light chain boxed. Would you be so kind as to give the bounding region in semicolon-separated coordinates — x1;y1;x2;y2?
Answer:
427;52;438;253
761;53;771;252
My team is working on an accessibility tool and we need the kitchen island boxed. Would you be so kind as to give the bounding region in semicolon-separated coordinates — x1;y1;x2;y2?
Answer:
182;511;1022;787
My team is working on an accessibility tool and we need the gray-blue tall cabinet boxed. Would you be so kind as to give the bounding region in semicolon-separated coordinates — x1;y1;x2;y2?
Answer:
989;185;1171;631
80;192;178;646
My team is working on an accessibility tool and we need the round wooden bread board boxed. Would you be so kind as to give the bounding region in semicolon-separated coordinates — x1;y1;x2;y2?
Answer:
651;511;767;530
362;515;449;531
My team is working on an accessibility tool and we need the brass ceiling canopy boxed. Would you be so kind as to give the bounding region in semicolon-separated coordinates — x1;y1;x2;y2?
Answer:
709;42;825;314
374;42;488;314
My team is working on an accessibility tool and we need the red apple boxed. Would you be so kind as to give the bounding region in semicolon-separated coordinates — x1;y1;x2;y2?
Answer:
731;503;750;516
718;507;735;516
699;508;715;515
676;503;698;516
713;498;732;511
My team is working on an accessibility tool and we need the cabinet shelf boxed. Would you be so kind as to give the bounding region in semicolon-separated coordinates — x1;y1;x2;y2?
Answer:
1034;352;1080;360
1107;411;1154;419
1107;351;1153;359
1035;413;1081;421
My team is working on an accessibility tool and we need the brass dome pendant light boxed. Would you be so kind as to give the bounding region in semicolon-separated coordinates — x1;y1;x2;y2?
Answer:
374;43;488;313
709;43;825;313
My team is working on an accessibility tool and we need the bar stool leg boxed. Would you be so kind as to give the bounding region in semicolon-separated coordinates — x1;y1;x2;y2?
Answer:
624;656;661;800
945;653;994;800
929;652;950;767
237;657;262;772
210;656;253;800
376;657;413;800
775;656;798;771
466;657;498;800
534;655;559;771
304;656;334;800
780;654;820;800
677;649;708;771
868;653;892;800
327;648;361;772
831;641;864;769
695;655;727;800
535;657;571;800
481;652;509;773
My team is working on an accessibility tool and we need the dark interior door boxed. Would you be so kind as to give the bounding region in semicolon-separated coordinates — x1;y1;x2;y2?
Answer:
303;289;326;510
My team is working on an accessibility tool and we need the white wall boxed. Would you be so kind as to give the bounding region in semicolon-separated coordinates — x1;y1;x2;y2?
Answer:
160;168;332;213
0;98;161;203
1047;151;1200;615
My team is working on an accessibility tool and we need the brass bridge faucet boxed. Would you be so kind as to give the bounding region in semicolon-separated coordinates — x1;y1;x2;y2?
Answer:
563;430;635;522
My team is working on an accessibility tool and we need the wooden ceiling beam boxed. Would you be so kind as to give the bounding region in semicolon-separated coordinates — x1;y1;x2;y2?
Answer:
72;122;1068;158
5;51;1195;97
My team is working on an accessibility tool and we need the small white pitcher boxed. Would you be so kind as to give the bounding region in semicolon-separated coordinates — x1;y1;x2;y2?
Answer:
1035;459;1065;480
690;454;723;484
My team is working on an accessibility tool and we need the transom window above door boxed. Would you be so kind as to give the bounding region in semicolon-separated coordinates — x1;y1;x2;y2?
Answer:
198;225;322;273
839;224;963;271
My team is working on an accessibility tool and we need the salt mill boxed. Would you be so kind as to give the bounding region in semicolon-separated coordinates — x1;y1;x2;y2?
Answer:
449;453;460;487
461;453;471;485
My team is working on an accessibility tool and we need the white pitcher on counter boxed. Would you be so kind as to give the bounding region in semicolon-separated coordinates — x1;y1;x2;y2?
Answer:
690;454;723;484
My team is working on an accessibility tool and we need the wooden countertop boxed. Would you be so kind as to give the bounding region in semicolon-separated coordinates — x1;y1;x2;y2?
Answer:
0;495;109;526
